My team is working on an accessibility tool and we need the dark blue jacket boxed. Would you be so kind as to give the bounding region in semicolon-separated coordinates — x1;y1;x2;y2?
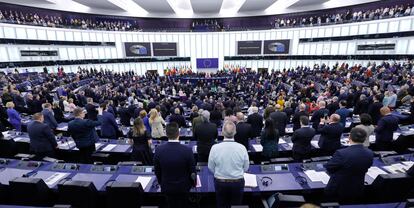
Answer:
375;114;399;146
42;109;58;129
325;144;373;201
335;108;352;127
100;111;119;139
27;121;57;153
318;122;344;153
291;126;315;155
68;118;101;148
154;142;196;193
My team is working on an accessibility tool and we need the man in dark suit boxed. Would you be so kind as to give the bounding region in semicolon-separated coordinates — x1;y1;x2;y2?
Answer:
327;97;339;116
27;113;58;160
85;98;98;121
318;114;345;155
194;111;218;162
68;108;102;163
269;104;288;136
374;107;399;151
41;103;58;130
247;107;263;137
169;108;187;128
118;102;131;126
311;101;330;130
235;112;254;150
292;104;308;131
99;102;119;140
368;94;383;125
291;116;315;161
325;127;374;203
154;122;196;208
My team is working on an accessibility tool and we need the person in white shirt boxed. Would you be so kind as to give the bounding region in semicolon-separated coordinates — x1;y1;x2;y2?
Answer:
208;121;249;208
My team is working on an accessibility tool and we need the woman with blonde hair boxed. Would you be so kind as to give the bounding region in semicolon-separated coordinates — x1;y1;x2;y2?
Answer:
6;102;22;131
128;117;153;164
149;109;166;139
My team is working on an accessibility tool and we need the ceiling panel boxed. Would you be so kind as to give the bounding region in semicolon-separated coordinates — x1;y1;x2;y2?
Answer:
133;0;174;13
238;0;277;12
72;0;125;11
289;0;330;8
191;0;223;14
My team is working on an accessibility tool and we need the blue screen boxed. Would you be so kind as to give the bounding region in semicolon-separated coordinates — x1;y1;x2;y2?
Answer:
197;58;219;68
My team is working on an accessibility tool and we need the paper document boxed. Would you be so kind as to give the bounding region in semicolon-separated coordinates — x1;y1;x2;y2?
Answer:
44;172;70;187
383;163;409;174
57;126;68;131
95;143;104;150
304;170;330;184
243;173;258;188
193;145;197;153
366;167;388;180
279;139;287;144
286;128;293;133
345;122;351;128
311;141;320;148
101;144;117;152
13;137;29;143
252;144;263;152
135;176;153;189
393;133;401;140
402;161;414;168
369;135;376;143
196;175;202;188
58;140;76;149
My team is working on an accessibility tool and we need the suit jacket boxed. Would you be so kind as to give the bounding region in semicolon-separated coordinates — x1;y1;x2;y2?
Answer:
325;144;373;201
291;127;315;155
169;114;187;127
368;102;383;125
292;111;308;131
269;111;288;136
154;142;196;193
68;118;101;148
194;122;217;157
42;109;58;129
118;107;131;126
235;122;254;150
311;108;329;130
318;122;344;153
85;103;98;121
100;111;119;139
247;113;264;137
375;114;399;145
27;121;57;153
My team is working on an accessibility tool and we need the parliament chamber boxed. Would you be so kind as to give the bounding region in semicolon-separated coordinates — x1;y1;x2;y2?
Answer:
0;0;414;207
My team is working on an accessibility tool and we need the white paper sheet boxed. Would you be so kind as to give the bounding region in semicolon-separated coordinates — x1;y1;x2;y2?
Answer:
196;175;202;188
101;144;117;152
383;163;409;174
279;139;287;144
402;161;414;168
304;170;330;184
58;140;76;149
135;176;153;189
286;127;293;133
252;144;263;152
345;122;352;128
44;172;70;187
311;141;320;148
369;135;376;143
393;133;401;140
95;143;104;150
366;167;388;179
244;173;258;188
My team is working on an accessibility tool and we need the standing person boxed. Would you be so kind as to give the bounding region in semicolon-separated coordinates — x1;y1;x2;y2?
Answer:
42;103;58;130
247;107;264;137
154;122;196;208
355;114;375;147
317;114;345;155
208;121;249;208
368;94;383;125
149;109;166;139
85;98;98;121
324;127;374;203
260;119;279;159
292;104;308;131
193;111;218;162
27;113;58;160
128;118;153;165
291;116;316;161
99;102;119;140
269;104;288;136
374;107;399;150
335;100;352;127
6;102;21;132
68;108;102;163
310;101;329;130
234;112;254;150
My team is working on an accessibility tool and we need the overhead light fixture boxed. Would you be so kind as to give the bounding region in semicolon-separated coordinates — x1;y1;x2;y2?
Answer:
166;0;193;16
220;0;247;15
107;0;148;14
265;0;300;14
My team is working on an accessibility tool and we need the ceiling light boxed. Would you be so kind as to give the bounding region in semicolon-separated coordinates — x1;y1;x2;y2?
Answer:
265;0;300;14
107;0;148;14
166;0;193;16
220;0;247;15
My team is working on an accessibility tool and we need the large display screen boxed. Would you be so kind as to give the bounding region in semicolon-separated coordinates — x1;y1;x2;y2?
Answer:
263;40;290;54
152;42;178;56
237;41;262;55
197;58;219;68
124;42;151;57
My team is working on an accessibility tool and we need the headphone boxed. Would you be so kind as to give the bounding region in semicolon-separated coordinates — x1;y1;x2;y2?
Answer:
260;176;273;187
295;175;308;186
